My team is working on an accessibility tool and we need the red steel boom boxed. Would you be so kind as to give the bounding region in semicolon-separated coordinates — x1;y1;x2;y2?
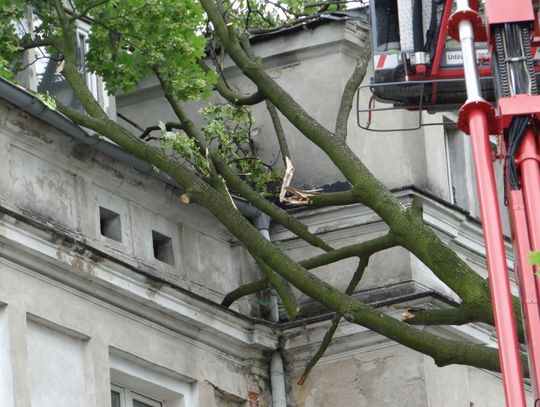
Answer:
369;0;540;404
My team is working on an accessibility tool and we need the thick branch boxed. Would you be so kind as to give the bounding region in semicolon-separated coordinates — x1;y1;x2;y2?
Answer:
307;189;359;207
190;182;509;374
199;60;264;105
221;278;268;307
46;1;519;372
403;304;525;343
300;233;396;270
403;306;484;326
201;0;499;317
255;255;299;320
265;101;290;166
299;256;370;384
335;37;370;140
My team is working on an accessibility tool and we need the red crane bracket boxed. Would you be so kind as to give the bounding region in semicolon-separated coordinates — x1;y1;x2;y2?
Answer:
498;95;540;131
485;0;534;25
457;99;498;135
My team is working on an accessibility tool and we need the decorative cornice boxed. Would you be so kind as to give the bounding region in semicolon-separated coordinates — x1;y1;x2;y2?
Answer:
0;205;278;360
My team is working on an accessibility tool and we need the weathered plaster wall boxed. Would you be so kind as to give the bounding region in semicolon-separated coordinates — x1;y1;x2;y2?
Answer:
0;253;273;406
116;20;437;192
281;307;533;407
0;99;262;309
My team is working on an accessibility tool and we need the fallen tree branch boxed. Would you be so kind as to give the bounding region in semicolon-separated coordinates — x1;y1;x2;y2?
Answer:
298;256;370;384
212;154;335;252
266;101;290;166
335;36;370;141
300;233;396;270
254;255;299;320
221;278;268;307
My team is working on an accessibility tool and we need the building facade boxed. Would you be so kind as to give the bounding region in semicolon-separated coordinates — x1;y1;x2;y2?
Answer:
0;10;531;407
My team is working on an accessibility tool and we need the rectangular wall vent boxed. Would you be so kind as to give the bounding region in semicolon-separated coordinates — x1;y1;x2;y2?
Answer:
152;231;174;265
99;207;122;242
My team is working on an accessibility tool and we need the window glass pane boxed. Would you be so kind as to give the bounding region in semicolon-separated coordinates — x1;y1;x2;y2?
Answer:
110;390;121;407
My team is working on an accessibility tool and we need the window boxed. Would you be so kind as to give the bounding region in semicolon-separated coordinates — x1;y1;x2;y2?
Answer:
445;123;511;235
109;350;192;407
36;21;99;110
75;23;98;98
111;384;162;407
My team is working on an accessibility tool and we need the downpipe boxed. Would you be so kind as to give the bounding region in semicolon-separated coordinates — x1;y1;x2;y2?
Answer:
235;198;287;407
270;351;287;407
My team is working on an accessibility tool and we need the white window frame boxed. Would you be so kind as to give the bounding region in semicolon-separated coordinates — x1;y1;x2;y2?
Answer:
111;383;162;407
75;21;99;99
109;350;193;407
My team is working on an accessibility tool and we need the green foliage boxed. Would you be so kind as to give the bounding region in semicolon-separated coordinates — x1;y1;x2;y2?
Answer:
528;252;540;275
159;104;282;194
85;0;214;99
201;104;282;194
222;0;325;31
36;91;57;110
158;121;209;175
0;2;24;79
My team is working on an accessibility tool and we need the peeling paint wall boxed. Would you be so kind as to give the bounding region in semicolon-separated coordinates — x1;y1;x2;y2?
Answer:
0;100;262;309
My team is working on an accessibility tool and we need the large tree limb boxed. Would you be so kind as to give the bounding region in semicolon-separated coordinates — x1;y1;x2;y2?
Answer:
298;256;370;384
188;183;517;374
335;37;370;141
265;101;290;166
199;0;499;316
198;60;264;105
221;278;268;307
45;1;522;373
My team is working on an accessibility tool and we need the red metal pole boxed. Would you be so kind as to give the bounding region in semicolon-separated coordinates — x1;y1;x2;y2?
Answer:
508;188;540;399
468;109;527;406
519;129;540;255
515;128;540;399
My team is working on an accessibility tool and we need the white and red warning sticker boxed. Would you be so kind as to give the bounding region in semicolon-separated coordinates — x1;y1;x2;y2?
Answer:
374;53;400;70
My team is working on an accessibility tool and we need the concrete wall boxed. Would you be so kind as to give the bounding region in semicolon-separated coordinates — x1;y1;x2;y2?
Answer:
0;101;278;405
0;254;274;406
116;19;438;192
282;305;533;406
0;99;263;310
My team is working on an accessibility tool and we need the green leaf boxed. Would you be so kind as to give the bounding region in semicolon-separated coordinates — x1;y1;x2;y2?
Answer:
528;251;540;267
36;91;57;110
